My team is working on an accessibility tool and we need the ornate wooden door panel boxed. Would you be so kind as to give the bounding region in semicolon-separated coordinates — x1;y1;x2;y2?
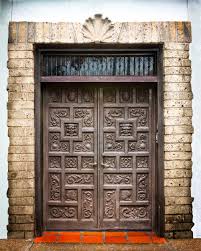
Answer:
43;85;155;231
99;87;155;230
44;86;98;230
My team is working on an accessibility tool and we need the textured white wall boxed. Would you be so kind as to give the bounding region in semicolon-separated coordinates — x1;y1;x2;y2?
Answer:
189;0;201;239
2;0;200;239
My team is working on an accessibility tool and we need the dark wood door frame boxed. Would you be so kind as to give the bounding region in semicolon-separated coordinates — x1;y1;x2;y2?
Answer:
34;45;164;237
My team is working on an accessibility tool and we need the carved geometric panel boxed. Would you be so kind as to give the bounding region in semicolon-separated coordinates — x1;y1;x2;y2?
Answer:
65;156;78;169
103;156;116;169
120;157;133;168
136;156;149;169
49;156;61;169
65;189;78;202
64;123;79;137
81;157;94;169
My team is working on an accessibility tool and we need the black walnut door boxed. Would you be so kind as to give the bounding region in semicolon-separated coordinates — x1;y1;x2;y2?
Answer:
43;85;155;231
99;86;155;230
44;86;98;230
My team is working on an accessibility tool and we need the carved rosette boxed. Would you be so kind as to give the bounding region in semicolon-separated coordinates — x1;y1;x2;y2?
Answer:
82;14;114;43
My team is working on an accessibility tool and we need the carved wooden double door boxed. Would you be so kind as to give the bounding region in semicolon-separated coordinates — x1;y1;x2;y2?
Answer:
43;84;156;231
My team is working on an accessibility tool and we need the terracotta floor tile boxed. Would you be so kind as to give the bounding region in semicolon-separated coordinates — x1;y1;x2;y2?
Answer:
105;232;126;237
82;232;103;236
127;235;152;244
58;234;80;243
105;236;127;244
82;235;103;244
127;231;149;237
34;235;58;243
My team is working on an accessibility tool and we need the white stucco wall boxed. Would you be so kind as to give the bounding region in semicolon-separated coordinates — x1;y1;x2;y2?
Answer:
1;0;200;238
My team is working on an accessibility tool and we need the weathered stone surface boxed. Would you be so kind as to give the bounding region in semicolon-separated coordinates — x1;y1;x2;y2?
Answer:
164;100;192;108
165;126;193;135
165;187;191;197
165;169;192;178
164;143;191;152
164;108;192;117
9;179;34;189
8;171;34;180
164;178;191;187
8;223;34;231
165;152;192;161
165;223;194;231
8;59;34;69
8;162;34;172
8;43;33;51
8;51;33;59
165;197;193;206
164;67;191;75
9;137;34;145
165;205;192;214
9;197;34;206
164;160;192;170
8;206;34;215
8;154;34;162
7;231;25;239
8;110;34;119
8;128;34;137
164;134;192;143
8;188;35;198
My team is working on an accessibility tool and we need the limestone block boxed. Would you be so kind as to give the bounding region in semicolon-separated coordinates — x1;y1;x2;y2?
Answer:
164;178;191;187
165;205;192;214
164;160;192;170
165;187;191;197
164;143;191;152
165;197;193;206
8;171;34;180
8;206;34;215
9;197;34;206
164;152;192;160
164;134;192;143
165;169;192;178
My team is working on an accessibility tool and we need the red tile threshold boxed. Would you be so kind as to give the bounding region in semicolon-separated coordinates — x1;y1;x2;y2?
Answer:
34;231;166;244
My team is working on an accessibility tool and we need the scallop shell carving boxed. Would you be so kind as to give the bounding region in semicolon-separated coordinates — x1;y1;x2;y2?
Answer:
82;14;114;43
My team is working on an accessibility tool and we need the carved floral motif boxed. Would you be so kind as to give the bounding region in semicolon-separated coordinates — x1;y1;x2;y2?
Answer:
49;108;69;127
128;133;148;152
49;132;70;152
49;156;61;169
104;174;132;185
104;108;124;127
74;108;93;127
104;190;116;219
129;108;148;127
137;174;148;201
82;14;114;43
66;174;94;185
136;156;149;168
120;190;132;201
103;157;116;168
74;133;93;152
120;206;148;220
104;133;124;152
49;206;77;219
49;173;61;201
65;189;78;201
82;191;93;219
81;157;94;169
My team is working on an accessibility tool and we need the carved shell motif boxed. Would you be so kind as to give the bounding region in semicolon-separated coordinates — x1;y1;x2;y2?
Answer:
82;14;114;43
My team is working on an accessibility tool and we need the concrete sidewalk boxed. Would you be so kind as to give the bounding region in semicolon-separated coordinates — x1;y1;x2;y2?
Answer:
0;239;201;251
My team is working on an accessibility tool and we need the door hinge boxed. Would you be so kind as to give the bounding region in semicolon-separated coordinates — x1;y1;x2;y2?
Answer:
155;131;158;144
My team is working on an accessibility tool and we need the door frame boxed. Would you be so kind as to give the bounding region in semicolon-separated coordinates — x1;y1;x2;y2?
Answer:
34;44;164;236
